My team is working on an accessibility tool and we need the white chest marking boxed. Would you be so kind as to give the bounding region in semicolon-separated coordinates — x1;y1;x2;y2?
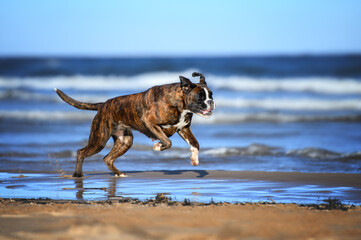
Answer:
162;110;191;130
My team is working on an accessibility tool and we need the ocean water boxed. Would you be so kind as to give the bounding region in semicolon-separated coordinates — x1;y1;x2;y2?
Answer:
0;56;361;203
1;56;361;174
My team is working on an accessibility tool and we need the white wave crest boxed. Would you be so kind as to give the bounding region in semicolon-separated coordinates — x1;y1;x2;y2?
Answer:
192;112;361;123
0;89;110;103
0;70;197;91
216;98;361;111
2;89;361;112
203;145;361;160
286;148;341;159
1;72;361;95
203;144;280;156
1;110;359;123
209;75;361;94
0;110;96;121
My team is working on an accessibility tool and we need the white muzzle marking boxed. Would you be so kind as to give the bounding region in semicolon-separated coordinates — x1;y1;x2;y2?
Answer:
203;87;212;110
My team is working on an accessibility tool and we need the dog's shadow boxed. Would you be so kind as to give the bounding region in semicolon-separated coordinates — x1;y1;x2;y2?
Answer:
83;170;209;178
124;170;209;178
158;170;209;178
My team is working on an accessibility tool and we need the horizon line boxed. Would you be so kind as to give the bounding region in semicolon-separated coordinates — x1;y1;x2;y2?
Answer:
1;52;361;59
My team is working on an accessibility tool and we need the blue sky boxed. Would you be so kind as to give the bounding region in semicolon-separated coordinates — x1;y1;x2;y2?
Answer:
0;0;360;56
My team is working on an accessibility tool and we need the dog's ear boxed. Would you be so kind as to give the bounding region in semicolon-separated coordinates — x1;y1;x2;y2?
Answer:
179;76;196;93
192;72;206;85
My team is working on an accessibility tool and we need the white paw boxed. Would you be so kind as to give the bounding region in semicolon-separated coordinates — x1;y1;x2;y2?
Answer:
190;147;199;166
115;173;127;177
153;142;162;151
191;158;199;166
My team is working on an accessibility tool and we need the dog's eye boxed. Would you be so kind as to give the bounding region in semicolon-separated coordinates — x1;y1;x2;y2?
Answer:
197;92;206;100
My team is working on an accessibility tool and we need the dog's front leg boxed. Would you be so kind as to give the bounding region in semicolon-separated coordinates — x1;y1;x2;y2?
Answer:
144;121;172;151
178;127;200;166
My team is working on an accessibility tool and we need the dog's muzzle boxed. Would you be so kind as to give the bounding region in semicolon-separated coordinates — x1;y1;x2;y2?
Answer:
197;100;215;118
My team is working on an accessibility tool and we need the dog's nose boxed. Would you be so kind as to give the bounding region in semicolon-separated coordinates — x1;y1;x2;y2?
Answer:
207;100;215;109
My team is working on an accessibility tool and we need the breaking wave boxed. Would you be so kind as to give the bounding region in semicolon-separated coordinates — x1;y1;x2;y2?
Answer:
216;98;361;111
203;144;281;156
2;89;361;112
1;110;360;123
203;144;361;161
0;110;96;121
1;73;361;94
210;76;361;94
1;72;360;123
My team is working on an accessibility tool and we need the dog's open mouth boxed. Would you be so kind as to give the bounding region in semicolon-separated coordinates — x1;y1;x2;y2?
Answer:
196;108;213;118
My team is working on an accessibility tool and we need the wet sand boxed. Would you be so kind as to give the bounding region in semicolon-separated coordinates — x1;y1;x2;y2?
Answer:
0;198;360;240
1;170;361;204
127;170;361;188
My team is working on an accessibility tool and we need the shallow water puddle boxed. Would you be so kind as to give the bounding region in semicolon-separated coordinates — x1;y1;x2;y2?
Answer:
0;172;360;205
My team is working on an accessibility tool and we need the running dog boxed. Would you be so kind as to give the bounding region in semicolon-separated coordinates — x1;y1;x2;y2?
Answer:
55;72;215;177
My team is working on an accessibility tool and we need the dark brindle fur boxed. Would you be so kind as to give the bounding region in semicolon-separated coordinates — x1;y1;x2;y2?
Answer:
55;72;215;177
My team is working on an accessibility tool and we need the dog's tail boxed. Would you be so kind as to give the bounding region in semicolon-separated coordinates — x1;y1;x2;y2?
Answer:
54;88;103;111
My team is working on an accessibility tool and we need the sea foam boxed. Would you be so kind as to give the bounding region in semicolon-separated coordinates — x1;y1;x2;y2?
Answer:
1;110;360;123
1;72;361;94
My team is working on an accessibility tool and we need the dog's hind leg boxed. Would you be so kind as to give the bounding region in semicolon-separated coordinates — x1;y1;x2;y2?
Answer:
74;138;109;177
103;129;133;177
74;141;108;177
73;114;111;177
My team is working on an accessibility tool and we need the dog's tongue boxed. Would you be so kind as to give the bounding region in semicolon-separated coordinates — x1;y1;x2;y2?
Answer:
202;109;212;115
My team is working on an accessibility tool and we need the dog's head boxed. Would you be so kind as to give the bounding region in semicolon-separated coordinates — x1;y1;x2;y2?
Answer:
180;72;215;119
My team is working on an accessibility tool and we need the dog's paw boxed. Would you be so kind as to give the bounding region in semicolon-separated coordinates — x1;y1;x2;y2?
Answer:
191;158;199;166
153;142;162;151
114;173;127;178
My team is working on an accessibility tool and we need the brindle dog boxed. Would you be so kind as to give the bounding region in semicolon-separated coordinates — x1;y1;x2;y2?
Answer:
55;72;215;177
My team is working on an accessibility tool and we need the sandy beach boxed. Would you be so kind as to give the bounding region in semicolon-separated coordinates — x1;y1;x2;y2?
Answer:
0;198;360;240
